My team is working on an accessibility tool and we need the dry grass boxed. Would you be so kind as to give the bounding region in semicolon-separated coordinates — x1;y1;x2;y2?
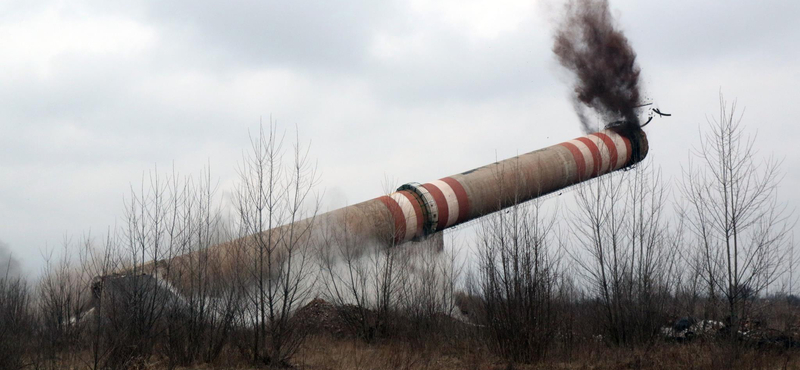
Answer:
292;335;494;370
284;336;800;370
548;343;800;370
16;335;800;370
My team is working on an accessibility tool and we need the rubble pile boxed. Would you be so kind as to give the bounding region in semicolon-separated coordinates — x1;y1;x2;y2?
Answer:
660;317;800;347
660;318;725;341
292;298;355;338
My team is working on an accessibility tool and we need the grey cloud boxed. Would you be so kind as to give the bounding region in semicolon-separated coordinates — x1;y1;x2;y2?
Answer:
135;0;398;72
98;0;560;106
364;22;560;107
0;0;51;20
621;1;800;67
0;57;247;169
0;43;151;121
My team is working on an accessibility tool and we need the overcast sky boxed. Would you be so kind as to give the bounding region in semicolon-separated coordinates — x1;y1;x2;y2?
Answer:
1;0;799;280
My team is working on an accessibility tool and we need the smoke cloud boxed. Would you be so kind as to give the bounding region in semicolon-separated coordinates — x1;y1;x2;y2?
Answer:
553;0;642;134
0;239;21;278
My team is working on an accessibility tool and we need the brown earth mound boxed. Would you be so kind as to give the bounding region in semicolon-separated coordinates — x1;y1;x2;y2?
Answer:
292;298;355;338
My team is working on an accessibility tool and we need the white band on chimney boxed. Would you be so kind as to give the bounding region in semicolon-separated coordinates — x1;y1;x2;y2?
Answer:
590;135;612;175
428;179;460;228
602;130;629;169
390;192;418;241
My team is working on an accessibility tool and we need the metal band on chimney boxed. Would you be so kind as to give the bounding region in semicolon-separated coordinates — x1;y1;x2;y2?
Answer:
397;182;439;238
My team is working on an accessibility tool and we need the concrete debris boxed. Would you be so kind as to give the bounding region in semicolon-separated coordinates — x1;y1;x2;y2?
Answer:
661;317;800;347
660;318;725;340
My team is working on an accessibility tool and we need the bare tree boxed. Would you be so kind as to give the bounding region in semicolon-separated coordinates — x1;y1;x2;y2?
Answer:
680;93;793;335
570;159;680;345
473;156;565;362
33;239;96;369
0;270;32;370
154;167;243;367
78;232;119;370
315;202;402;341
41;165;240;369
86;168;192;369
232;123;320;366
396;234;463;341
477;198;562;362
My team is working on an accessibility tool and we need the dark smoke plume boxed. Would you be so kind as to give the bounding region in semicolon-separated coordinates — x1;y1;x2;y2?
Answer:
553;0;642;134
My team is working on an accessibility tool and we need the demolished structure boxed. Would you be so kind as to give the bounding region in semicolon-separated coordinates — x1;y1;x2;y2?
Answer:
89;127;648;316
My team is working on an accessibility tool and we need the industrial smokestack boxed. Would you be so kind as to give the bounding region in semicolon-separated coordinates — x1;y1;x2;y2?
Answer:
113;128;647;295
371;127;647;244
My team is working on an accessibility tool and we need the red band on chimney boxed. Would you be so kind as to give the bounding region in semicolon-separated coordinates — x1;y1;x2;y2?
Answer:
378;195;406;244
559;142;587;181
422;183;449;231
